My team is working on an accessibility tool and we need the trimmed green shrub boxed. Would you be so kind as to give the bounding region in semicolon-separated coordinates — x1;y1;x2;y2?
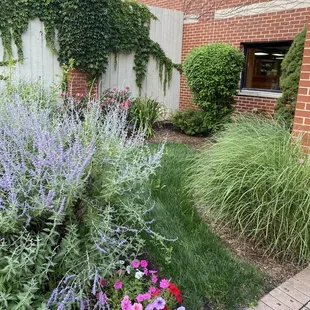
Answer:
189;116;310;262
275;28;307;128
183;43;244;131
172;108;213;136
129;97;164;138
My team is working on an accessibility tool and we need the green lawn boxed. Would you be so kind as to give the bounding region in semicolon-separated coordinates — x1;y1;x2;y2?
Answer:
146;143;267;310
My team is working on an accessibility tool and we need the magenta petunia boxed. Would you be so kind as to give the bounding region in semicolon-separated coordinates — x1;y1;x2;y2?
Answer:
114;279;123;290
149;270;158;274
121;296;132;310
159;279;170;289
144;268;149;276
136;294;144;303
151;274;158;283
132;303;143;310
140;260;148;268
149;286;157;294
131;259;140;269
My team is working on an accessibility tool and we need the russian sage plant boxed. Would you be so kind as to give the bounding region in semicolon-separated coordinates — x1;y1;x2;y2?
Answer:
0;82;164;309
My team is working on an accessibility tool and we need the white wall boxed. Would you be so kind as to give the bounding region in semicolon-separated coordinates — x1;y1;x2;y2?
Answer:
0;7;184;110
100;6;184;111
0;18;62;88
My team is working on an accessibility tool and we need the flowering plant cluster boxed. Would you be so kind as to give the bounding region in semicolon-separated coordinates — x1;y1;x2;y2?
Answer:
59;87;133;118
91;258;185;310
0;82;166;309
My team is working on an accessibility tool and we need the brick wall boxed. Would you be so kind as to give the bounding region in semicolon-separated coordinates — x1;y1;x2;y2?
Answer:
292;25;310;151
234;95;276;114
67;69;98;97
140;0;181;10
140;0;310;114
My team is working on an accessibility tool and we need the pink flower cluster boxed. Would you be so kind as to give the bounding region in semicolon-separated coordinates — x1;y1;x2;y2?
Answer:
93;258;185;310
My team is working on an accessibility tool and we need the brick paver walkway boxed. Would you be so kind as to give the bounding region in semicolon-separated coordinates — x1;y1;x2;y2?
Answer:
249;266;310;310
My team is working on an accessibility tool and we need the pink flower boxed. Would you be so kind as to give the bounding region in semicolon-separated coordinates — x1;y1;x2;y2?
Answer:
143;293;151;300
113;88;117;91
144;268;149;276
159;279;170;289
131;303;143;310
140;260;148;268
126;86;130;90
151;274;158;283
149;286;157;294
136;294;144;303
60;93;65;97
114;279;123;290
149;270;158;274
131;259;140;269
121;296;132;310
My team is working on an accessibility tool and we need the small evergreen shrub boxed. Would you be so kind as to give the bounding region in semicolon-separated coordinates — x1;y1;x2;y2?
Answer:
172;108;212;136
189;116;310;262
183;43;244;131
275;28;307;128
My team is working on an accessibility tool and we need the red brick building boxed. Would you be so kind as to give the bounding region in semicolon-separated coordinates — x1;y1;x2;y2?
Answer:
140;0;310;115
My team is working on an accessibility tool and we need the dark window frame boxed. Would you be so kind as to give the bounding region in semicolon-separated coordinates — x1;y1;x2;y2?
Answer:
240;41;293;93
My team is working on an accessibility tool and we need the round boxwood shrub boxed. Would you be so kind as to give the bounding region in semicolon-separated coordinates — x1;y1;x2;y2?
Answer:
183;43;244;119
172;108;212;136
275;28;307;128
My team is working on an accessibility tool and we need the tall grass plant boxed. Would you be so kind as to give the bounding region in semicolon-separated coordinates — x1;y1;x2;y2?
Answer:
189;116;310;262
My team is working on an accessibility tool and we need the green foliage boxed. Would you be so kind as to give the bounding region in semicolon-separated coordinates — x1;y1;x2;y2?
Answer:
172;108;213;136
130;97;164;138
147;143;266;310
0;81;165;308
183;43;244;131
275;28;307;128
0;0;177;92
188;116;310;262
183;43;244;106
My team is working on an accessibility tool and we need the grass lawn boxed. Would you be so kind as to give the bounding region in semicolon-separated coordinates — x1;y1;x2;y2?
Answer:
146;143;267;310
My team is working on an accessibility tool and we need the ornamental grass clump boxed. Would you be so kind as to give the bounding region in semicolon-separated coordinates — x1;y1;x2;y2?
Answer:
0;82;165;309
189;116;310;262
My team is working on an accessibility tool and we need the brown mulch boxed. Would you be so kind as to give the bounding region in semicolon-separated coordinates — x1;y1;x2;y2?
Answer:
149;126;212;149
204;216;306;289
149;125;306;291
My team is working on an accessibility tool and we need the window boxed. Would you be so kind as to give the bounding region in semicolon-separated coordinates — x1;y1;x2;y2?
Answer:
241;41;292;92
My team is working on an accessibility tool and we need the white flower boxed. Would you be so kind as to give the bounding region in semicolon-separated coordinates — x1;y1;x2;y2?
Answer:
135;271;144;280
126;265;131;274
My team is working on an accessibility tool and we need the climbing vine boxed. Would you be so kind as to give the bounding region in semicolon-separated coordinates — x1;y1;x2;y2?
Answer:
0;0;178;92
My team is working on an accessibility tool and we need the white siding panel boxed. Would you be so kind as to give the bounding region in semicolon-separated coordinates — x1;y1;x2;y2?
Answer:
0;18;62;88
100;7;184;111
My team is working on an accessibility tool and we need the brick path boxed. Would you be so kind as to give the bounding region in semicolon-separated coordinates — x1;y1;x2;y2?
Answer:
249;266;310;310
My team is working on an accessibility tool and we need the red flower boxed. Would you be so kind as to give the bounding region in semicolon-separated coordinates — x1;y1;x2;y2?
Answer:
168;283;182;302
163;307;169;310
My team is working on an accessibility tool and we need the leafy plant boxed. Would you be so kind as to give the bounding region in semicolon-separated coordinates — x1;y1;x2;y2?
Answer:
275;28;307;128
172;108;212;136
188;116;310;262
130;97;164;138
0;81;166;309
183;43;244;131
0;0;179;93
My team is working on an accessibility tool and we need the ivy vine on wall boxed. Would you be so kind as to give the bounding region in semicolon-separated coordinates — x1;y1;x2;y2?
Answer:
0;0;179;92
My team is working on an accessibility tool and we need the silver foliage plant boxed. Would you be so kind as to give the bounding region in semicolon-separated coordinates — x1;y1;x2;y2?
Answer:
0;83;164;309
